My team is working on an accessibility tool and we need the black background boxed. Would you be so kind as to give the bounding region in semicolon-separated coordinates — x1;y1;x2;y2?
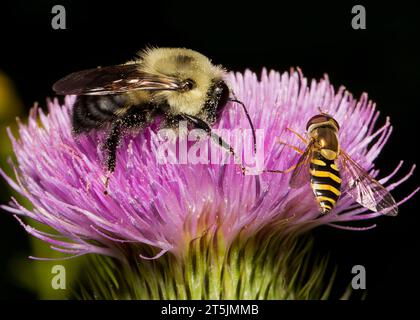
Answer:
0;1;419;299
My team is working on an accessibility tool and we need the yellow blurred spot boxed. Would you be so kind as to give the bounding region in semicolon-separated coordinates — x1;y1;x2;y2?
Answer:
0;72;23;122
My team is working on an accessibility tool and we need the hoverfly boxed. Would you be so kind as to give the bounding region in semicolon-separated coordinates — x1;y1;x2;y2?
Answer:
265;111;398;215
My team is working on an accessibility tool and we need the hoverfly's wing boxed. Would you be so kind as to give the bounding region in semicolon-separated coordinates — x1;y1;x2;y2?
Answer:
53;63;191;95
339;150;398;216
289;140;313;189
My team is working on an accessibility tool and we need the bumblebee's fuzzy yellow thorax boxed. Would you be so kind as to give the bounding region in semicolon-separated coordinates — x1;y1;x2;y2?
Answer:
137;47;226;116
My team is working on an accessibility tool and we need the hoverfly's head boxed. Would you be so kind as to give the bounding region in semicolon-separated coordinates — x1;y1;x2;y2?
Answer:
306;113;340;133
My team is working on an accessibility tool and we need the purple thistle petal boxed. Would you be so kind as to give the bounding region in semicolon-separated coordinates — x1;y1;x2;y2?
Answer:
1;69;417;259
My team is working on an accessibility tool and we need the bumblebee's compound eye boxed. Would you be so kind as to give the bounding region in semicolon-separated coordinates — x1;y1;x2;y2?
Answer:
182;78;195;91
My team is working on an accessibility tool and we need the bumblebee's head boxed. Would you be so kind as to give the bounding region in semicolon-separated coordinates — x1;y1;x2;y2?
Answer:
139;48;226;117
306;113;340;133
138;47;256;151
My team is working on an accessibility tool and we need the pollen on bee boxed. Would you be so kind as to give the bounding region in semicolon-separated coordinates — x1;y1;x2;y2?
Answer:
100;174;111;195
100;175;107;185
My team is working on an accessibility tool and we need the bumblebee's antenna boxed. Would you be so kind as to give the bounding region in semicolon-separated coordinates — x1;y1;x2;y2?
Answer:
229;98;257;153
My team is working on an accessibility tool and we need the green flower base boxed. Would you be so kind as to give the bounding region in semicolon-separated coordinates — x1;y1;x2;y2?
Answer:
73;230;336;300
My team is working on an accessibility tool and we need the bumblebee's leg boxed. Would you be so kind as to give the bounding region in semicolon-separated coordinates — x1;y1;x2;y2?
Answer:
103;120;122;194
103;109;157;194
105;120;123;172
181;114;247;175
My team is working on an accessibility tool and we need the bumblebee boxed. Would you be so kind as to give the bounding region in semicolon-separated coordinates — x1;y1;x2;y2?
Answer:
266;112;398;215
53;47;255;184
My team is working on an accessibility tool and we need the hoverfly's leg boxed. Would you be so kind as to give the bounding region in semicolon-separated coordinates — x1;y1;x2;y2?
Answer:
277;139;305;154
263;164;298;174
103;120;123;194
181;114;247;175
286;127;307;144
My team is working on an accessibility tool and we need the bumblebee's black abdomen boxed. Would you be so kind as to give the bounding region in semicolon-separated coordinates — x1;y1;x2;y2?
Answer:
72;95;127;133
310;152;342;214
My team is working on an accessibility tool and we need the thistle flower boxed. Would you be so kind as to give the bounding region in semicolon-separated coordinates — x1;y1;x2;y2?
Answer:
1;69;417;299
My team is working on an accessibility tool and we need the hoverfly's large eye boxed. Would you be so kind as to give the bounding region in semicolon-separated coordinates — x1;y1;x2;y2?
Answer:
331;118;340;130
306;115;330;130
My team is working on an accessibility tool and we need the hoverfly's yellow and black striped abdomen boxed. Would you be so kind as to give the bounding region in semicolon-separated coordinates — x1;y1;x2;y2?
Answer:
310;152;342;214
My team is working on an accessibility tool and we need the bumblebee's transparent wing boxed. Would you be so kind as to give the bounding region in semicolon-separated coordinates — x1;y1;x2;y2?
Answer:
53;63;191;95
289;141;313;189
339;150;398;216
